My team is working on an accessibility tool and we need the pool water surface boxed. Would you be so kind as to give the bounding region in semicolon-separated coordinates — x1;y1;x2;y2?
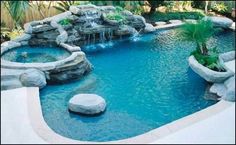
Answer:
40;29;235;141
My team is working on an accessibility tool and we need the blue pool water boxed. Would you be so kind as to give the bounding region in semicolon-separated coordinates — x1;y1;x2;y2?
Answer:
2;46;70;63
40;29;235;142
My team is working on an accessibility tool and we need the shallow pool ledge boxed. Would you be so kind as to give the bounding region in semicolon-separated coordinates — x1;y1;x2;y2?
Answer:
1;87;235;144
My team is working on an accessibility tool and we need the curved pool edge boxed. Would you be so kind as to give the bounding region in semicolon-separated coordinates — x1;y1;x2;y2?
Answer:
25;87;233;144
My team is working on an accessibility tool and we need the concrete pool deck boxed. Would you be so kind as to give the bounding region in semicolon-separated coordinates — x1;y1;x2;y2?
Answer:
1;87;235;144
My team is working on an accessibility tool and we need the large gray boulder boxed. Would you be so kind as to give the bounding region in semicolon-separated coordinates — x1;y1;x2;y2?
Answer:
143;23;155;33
114;25;137;36
207;16;233;28
188;55;234;83
19;68;47;89
68;94;106;115
210;76;235;102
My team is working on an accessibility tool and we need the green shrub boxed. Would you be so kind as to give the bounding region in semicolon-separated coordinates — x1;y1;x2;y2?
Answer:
105;6;126;22
143;11;205;22
106;13;125;22
191;48;225;72
58;18;72;26
212;2;228;13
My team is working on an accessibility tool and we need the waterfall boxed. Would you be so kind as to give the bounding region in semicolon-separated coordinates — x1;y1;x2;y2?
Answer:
99;31;106;43
107;28;113;41
92;34;96;43
131;28;141;42
87;34;91;45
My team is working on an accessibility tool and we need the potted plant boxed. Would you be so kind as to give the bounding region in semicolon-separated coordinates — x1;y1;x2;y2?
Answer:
178;19;234;83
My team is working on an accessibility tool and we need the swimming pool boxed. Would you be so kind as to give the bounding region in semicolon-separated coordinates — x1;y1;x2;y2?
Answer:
40;29;235;141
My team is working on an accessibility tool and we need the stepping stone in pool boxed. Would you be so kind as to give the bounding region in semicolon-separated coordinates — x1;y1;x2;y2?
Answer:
68;94;106;116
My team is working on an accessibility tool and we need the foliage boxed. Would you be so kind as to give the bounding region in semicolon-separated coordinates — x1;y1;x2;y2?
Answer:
105;6;126;22
191;48;225;72
1;22;11;43
58;18;72;26
178;19;214;55
3;1;31;26
53;1;81;12
143;11;205;22
90;1;145;15
8;26;24;40
212;2;228;13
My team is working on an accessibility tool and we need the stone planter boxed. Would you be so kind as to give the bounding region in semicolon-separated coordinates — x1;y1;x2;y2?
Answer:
188;55;234;83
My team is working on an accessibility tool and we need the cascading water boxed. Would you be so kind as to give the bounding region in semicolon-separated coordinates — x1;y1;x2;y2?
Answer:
107;28;113;41
131;28;141;42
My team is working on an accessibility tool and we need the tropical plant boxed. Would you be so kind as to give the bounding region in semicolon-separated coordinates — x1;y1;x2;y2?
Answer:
8;26;24;40
212;2;228;13
53;1;80;12
3;1;31;27
179;19;225;71
90;1;145;15
190;47;225;71
58;18;72;26
178;19;214;55
1;22;11;43
105;6;126;22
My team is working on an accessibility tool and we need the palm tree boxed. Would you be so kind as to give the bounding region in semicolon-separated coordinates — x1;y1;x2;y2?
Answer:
3;1;31;27
179;19;214;55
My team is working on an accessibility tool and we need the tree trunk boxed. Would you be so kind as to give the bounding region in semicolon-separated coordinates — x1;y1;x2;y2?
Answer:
205;1;209;14
202;43;208;55
149;7;156;14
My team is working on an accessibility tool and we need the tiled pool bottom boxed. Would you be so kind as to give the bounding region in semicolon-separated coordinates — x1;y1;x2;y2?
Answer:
39;29;235;141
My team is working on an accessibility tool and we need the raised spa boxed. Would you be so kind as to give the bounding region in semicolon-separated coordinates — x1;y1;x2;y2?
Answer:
40;29;235;142
1;46;70;63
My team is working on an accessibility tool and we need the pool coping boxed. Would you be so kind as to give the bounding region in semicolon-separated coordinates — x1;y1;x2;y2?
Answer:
27;87;234;144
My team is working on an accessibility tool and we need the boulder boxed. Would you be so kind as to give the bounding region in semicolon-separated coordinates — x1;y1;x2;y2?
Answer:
210;76;235;102
60;43;81;52
155;21;167;26
130;15;146;29
19;68;47;89
169;20;182;24
56;31;68;44
99;6;115;12
115;25;137;36
144;23;155;33
36;30;60;40
68;94;106;115
47;56;92;83
121;10;133;16
32;24;56;33
188;55;234;83
24;22;33;34
207;16;233;28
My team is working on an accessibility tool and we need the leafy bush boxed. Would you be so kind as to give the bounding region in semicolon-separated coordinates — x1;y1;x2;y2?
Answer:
105;6;126;22
143;11;205;22
212;2;228;13
191;48;225;72
106;13;125;22
58;18;72;26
